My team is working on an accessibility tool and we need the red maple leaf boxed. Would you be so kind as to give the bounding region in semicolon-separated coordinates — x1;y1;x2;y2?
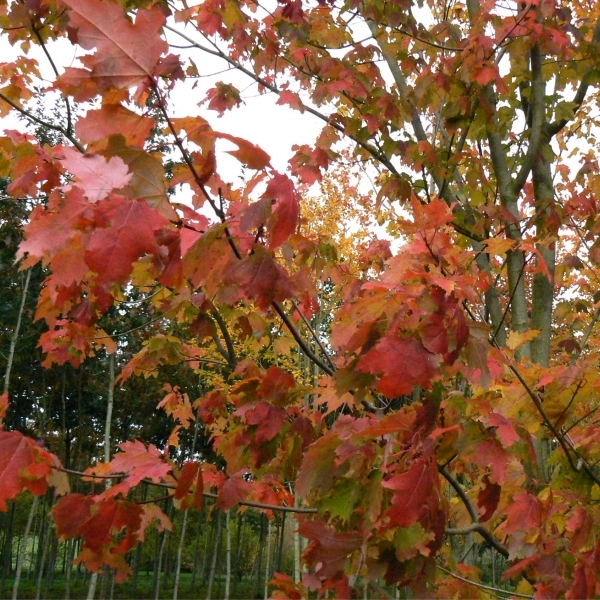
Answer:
85;195;169;286
62;146;131;202
217;471;252;511
75;105;155;149
357;336;439;397
17;188;95;267
264;173;299;248
87;440;171;500
226;247;296;310
58;0;171;93
300;520;362;580
0;430;55;509
174;461;204;512
477;475;501;522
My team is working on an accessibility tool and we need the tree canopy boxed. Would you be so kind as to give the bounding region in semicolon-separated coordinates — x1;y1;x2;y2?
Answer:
2;0;600;596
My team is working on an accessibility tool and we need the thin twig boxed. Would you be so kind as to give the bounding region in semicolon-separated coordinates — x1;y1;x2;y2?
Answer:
437;566;533;599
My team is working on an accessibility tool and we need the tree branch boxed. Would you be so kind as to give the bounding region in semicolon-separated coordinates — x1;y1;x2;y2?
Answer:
163;25;401;177
0;91;85;153
512;44;545;194
439;465;509;558
547;18;600;137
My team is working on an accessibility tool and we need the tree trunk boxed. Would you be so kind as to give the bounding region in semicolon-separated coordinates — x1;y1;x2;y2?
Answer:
154;527;169;600
173;510;188;600
34;513;51;600
224;511;231;600
12;496;38;600
276;514;285;573
190;508;203;592
2;269;31;398
264;518;272;600
205;510;222;600
87;351;116;600
64;538;76;600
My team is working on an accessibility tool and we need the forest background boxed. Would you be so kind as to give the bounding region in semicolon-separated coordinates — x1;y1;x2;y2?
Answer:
1;0;600;598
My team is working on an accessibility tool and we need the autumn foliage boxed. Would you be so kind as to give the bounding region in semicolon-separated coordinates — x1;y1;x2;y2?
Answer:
2;0;600;597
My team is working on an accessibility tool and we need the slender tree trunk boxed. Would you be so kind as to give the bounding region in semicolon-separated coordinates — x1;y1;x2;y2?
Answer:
64;538;76;600
224;511;231;600
12;496;38;600
87;352;115;600
233;512;245;593
264;518;272;600
205;511;222;600
294;494;301;584
173;410;199;600
276;514;285;573
154;527;169;600
173;510;188;600
2;269;31;397
43;534;58;598
34;514;51;600
2;502;15;592
252;514;265;599
190;509;203;592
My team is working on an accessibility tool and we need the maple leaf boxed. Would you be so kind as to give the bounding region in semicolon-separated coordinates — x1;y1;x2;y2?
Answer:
0;393;8;421
0;430;55;509
158;385;195;428
237;401;288;444
357;336;439;397
257;366;296;406
300;520;362;581
85;195;169;286
205;82;244;115
263;173;300;248
75;104;155;149
477;475;501;522
58;0;171;93
382;458;440;528
217;471;252;511
226;246;296;310
62;146;131;202
87;440;171;500
216;132;271;170
53;493;95;539
17;188;94;267
174;461;204;512
103;134;177;220
503;493;543;535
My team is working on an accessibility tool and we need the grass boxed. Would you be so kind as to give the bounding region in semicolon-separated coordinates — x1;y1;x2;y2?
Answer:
0;572;264;599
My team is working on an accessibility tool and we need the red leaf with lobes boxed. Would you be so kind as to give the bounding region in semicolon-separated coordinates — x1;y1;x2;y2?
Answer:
226;246;296;310
300;520;362;580
382;458;441;528
75;104;155;149
477;475;501;522
87;440;171;501
53;493;94;539
503;492;543;534
62;147;131;202
85;196;170;286
58;0;170;91
264;173;299;248
0;430;55;510
174;461;204;512
0;392;8;420
357;336;439;397
17;188;95;267
215;132;271;170
217;471;252;511
238;402;288;444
